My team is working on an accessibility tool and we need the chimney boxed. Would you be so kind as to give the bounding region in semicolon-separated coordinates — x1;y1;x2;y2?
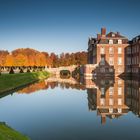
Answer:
101;27;106;37
97;34;101;40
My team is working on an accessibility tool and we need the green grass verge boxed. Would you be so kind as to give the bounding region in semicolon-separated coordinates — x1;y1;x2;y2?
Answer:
0;71;50;93
0;122;29;140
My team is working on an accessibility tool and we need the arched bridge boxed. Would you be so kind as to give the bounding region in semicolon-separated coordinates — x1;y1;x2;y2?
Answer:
45;65;77;75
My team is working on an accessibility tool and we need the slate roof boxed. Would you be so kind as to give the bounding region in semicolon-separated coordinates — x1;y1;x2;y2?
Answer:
106;32;126;38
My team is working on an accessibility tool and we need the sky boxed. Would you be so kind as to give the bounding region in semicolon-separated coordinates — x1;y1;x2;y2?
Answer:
0;0;140;54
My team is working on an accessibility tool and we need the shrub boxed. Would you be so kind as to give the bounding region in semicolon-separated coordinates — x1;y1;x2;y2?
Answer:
27;69;30;73
20;69;24;73
9;67;14;74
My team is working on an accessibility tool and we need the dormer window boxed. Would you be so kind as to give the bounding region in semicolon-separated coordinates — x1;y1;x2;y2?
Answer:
112;33;115;37
109;39;113;44
118;39;122;44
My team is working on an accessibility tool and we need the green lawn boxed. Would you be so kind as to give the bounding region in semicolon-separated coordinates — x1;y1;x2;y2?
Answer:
0;122;29;140
0;71;50;93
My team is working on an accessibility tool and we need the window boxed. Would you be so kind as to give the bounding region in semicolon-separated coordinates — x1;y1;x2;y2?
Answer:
100;98;105;106
109;57;114;65
100;47;105;54
109;80;114;84
118;108;122;113
109;39;113;44
118;87;122;95
137;56;139;64
109;68;114;72
127;57;131;65
109;108;113;113
118;79;122;85
118;57;122;65
118;67;122;73
100;68;105;73
109;99;114;105
101;80;105;85
118;47;122;54
127;47;131;54
109;47;114;54
118;39;122;44
109;87;114;95
112;33;115;37
100;57;105;65
118;99;122;105
101;88;105;95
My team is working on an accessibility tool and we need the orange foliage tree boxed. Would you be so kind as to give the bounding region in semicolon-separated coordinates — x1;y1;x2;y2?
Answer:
0;48;87;67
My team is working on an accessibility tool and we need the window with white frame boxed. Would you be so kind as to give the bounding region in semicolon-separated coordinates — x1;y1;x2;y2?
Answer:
112;33;115;37
101;88;105;95
100;47;105;54
118;39;122;44
118;87;122;95
118;47;122;54
118;108;122;113
109;87;114;95
100;98;105;106
109;47;114;54
109;39;113;44
109;57;114;65
118;67;122;73
118;57;122;65
109;99;114;105
118;79;122;85
118;99;122;105
109;108;113;113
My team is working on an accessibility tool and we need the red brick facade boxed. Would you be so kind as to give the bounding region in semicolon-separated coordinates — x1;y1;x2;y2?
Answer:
87;28;129;76
87;77;129;124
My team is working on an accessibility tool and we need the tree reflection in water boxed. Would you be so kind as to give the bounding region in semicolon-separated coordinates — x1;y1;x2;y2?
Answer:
17;76;140;124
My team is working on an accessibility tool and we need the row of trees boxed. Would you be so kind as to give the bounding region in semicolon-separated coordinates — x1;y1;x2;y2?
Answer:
0;48;87;67
18;81;86;94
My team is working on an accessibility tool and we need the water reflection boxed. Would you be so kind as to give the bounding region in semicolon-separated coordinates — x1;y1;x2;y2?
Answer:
17;77;86;94
16;76;140;123
125;78;140;117
86;77;129;124
0;76;140;140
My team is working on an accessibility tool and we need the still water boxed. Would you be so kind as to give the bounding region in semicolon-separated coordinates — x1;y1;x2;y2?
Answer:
0;76;140;140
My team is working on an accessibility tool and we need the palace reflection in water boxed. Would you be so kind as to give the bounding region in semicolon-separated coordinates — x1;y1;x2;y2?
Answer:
16;76;140;125
86;77;129;124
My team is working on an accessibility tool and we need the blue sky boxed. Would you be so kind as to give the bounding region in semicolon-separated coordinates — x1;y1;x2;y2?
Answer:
0;0;140;54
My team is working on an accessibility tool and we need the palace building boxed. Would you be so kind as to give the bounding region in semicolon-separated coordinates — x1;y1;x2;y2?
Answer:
125;35;140;76
86;27;129;77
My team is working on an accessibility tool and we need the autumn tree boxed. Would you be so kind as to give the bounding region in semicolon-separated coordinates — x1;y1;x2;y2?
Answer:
0;50;9;66
0;48;87;67
5;55;14;66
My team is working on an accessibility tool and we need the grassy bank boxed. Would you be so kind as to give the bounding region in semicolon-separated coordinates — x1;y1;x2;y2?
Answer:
0;71;50;93
0;122;29;140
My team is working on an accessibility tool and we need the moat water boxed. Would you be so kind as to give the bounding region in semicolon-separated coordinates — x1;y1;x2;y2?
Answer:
0;76;140;140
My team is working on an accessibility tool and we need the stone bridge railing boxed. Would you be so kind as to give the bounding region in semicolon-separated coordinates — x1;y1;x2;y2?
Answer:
45;65;77;75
